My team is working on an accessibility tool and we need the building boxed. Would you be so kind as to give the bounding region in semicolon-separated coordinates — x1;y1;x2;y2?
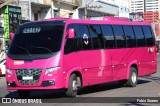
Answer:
52;0;79;18
0;0;13;28
145;0;159;12
130;0;144;13
74;0;119;19
115;0;130;18
51;0;119;19
129;0;160;22
130;0;159;13
129;0;160;38
0;0;12;60
15;0;52;21
100;0;130;18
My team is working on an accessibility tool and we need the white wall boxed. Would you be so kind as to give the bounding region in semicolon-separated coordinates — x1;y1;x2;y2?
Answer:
31;5;51;21
53;2;75;18
41;8;51;20
115;0;129;17
98;0;129;17
72;9;79;19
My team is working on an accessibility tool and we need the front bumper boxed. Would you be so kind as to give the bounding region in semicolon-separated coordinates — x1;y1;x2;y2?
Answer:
6;69;66;90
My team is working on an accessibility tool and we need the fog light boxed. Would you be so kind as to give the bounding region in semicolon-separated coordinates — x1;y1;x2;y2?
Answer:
41;80;55;87
7;82;16;87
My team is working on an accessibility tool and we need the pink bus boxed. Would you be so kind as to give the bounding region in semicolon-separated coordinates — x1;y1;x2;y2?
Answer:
6;17;157;98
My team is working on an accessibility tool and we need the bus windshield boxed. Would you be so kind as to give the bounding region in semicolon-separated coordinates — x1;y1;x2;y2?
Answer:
8;21;65;60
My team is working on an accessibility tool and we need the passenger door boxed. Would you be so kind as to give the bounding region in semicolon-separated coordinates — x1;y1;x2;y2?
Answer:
63;24;94;86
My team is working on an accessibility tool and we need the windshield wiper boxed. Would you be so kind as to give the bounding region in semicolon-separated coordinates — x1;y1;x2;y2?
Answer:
31;46;54;55
14;45;32;56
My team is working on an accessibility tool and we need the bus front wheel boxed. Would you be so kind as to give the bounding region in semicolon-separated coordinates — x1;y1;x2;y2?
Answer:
126;67;138;87
65;73;81;97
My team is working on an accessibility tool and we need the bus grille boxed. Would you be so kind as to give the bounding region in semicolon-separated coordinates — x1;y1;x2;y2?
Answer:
16;69;42;85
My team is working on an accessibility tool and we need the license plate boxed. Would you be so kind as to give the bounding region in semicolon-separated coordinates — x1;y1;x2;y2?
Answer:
22;76;33;80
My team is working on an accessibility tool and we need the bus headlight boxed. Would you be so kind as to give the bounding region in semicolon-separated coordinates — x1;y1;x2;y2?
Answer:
45;66;60;75
6;69;13;75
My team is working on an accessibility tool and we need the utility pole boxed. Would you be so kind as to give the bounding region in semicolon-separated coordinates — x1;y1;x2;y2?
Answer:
58;0;61;17
84;0;93;19
84;5;87;19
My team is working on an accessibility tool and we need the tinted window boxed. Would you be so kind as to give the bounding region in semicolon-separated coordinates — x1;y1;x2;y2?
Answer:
8;21;65;60
112;25;126;48
101;25;115;48
150;27;155;46
77;25;92;50
88;25;104;49
142;26;154;46
75;25;83;50
64;24;77;54
133;26;145;47
123;26;136;47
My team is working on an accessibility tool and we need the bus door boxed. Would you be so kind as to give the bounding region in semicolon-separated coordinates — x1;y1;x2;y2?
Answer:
63;24;94;86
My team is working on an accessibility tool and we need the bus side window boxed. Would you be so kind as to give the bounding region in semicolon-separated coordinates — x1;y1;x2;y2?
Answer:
76;24;92;50
150;27;156;46
133;26;145;47
112;25;126;48
88;25;104;49
64;24;77;54
101;25;115;48
123;26;136;47
142;26;154;46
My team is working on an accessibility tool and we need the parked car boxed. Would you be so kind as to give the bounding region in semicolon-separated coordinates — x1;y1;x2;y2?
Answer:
0;59;5;75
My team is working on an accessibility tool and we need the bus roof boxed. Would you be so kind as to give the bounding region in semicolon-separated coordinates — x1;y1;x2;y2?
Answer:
23;17;151;26
46;17;151;26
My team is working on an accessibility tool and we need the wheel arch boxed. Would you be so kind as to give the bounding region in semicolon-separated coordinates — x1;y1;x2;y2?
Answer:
127;61;138;79
65;67;83;88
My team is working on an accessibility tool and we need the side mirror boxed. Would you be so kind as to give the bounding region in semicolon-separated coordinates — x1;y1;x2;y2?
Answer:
68;28;75;38
10;32;14;40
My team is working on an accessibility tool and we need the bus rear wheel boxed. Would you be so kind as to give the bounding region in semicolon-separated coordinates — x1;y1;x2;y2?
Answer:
126;67;138;87
18;90;30;98
65;73;81;97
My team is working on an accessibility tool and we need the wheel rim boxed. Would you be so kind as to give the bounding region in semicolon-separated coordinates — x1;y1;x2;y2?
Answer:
72;80;78;91
131;72;137;83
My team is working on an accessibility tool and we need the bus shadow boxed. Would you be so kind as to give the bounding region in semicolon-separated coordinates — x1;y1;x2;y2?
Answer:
5;90;66;99
77;79;151;96
143;75;160;84
137;79;151;85
5;79;151;99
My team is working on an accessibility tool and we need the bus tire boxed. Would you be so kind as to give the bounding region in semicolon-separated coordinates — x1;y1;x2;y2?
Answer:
18;90;30;98
126;67;138;87
65;73;81;97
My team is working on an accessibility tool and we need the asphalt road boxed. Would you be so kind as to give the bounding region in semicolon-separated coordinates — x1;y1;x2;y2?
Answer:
0;54;160;106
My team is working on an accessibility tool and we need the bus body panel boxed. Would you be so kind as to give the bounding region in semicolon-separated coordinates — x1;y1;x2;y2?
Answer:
63;47;157;87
